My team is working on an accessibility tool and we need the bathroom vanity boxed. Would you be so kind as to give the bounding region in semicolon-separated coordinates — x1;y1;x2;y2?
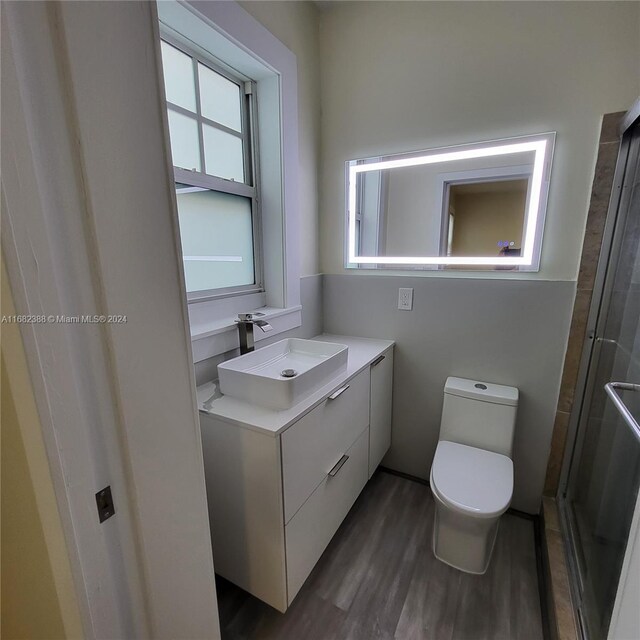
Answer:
198;334;394;612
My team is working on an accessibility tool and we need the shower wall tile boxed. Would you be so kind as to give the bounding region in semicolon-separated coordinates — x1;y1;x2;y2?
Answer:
600;111;625;144
544;523;579;640
578;141;622;290
544;411;571;495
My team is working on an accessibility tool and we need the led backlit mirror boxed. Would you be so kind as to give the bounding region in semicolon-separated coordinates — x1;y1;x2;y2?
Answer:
346;133;555;271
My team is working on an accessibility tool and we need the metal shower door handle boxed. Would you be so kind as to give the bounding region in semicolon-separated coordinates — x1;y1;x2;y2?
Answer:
604;381;640;444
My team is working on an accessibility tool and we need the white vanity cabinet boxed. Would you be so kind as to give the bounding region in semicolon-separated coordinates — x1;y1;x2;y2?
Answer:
369;348;394;477
198;335;394;612
281;367;370;523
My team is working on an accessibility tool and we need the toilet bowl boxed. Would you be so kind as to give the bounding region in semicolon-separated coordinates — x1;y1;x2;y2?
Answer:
431;440;513;573
430;377;518;574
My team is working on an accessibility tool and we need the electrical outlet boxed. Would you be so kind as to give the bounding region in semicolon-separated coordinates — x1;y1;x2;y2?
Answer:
398;287;413;310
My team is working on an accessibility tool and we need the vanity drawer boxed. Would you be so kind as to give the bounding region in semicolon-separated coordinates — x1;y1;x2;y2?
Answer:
285;427;369;605
281;368;370;523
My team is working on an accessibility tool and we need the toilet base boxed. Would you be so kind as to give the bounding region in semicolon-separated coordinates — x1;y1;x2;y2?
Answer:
432;495;502;574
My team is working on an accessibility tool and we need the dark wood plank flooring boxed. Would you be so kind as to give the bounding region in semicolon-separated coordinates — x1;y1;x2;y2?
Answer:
216;471;544;640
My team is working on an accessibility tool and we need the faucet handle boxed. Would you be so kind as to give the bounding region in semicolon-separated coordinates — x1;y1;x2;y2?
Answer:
237;311;266;322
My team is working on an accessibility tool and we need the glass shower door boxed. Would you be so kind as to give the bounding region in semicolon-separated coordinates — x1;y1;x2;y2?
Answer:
563;124;640;640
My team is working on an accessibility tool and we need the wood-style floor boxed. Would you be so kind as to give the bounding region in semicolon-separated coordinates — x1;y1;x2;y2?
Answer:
216;470;545;640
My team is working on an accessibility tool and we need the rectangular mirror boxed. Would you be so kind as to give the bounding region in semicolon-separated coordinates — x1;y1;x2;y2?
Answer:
346;132;555;271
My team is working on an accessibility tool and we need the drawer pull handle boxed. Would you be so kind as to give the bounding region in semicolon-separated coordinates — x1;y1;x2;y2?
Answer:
371;355;386;367
328;454;349;477
328;384;350;400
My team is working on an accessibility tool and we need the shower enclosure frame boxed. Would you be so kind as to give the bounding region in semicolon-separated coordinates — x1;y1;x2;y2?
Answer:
557;99;640;640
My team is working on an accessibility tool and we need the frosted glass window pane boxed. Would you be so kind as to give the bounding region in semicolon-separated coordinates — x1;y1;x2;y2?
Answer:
176;189;254;292
198;63;242;132
167;111;201;172
161;41;196;112
203;125;244;182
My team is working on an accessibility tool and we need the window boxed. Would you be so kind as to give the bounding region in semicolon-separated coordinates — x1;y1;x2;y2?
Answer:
157;0;302;359
160;36;261;298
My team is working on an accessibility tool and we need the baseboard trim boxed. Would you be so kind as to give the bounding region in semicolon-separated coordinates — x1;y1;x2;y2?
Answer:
378;465;430;486
379;466;535;519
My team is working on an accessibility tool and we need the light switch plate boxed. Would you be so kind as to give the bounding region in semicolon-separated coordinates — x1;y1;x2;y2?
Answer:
398;288;413;310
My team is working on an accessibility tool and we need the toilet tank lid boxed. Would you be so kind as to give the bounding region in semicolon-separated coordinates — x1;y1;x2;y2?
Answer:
445;377;518;406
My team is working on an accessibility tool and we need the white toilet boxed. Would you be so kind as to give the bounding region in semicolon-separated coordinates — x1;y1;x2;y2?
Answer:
430;376;518;574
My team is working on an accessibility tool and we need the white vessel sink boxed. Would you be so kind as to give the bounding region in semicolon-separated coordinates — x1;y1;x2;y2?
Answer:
218;338;348;410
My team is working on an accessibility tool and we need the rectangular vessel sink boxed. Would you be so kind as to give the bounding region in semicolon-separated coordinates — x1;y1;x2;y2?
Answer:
218;338;348;410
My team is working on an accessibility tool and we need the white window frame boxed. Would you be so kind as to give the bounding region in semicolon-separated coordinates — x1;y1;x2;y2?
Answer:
162;32;264;302
158;1;302;360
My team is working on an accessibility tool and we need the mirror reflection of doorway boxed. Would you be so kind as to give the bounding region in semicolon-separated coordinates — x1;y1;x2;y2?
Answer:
444;178;529;259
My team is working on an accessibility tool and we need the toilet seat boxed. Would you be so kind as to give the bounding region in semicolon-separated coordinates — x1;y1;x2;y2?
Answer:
430;440;513;519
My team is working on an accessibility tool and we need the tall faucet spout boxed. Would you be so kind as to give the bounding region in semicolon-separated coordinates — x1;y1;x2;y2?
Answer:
237;321;254;354
254;319;273;333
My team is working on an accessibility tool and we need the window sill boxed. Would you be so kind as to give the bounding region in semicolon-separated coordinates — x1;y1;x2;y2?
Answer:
190;305;302;363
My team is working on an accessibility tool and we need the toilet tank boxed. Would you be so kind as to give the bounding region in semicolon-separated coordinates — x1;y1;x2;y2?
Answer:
440;377;518;457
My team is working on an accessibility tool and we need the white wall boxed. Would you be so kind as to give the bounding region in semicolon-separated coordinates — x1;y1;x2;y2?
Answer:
240;0;321;277
384;165;443;256
319;1;640;280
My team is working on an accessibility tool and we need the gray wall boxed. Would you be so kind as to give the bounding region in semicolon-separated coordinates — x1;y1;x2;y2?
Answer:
194;274;323;386
323;274;575;514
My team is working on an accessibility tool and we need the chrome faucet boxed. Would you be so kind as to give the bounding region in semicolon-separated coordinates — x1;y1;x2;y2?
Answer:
236;312;273;354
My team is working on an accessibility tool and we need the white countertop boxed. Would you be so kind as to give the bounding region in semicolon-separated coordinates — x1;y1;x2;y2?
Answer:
197;334;394;436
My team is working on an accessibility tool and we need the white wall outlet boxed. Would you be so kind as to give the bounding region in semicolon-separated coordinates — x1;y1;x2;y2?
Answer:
398;287;413;310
